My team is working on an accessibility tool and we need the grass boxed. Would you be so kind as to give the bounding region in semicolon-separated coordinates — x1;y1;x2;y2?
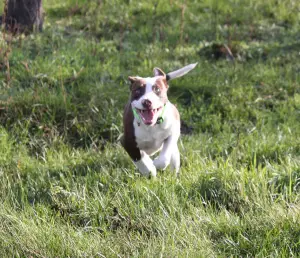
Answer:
0;0;300;256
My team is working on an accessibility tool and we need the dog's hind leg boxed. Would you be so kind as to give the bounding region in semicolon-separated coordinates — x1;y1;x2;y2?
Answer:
170;145;180;176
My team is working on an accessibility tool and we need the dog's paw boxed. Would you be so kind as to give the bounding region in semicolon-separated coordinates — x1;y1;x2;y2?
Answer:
135;155;157;177
153;156;170;170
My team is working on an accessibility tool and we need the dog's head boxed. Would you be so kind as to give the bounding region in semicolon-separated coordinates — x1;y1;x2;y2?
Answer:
128;63;197;126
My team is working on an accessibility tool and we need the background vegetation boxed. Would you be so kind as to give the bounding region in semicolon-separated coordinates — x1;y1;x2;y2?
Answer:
0;0;300;256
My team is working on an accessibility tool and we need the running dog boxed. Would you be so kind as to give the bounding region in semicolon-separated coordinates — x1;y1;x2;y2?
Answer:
122;63;197;177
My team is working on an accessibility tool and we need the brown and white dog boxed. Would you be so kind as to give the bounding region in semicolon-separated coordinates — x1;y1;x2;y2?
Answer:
122;63;197;177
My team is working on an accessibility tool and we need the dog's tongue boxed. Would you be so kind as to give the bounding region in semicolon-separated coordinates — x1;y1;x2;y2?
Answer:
141;109;155;124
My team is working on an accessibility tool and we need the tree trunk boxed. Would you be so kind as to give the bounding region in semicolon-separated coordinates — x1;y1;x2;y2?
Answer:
2;0;43;34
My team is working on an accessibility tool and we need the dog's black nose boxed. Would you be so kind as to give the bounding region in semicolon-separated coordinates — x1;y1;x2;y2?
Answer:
142;99;152;109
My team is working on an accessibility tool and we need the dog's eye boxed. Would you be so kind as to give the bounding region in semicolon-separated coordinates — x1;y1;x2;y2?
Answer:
153;85;160;94
134;88;142;97
132;85;146;99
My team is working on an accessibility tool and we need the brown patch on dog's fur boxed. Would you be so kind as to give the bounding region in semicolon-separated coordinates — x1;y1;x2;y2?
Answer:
153;67;166;77
154;76;168;89
154;77;169;104
128;77;147;101
121;102;141;161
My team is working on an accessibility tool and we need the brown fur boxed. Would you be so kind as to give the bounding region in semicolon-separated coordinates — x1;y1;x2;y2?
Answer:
121;103;141;161
128;77;147;101
154;77;169;104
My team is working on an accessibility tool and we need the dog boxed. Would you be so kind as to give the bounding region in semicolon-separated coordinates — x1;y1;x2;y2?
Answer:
122;63;197;177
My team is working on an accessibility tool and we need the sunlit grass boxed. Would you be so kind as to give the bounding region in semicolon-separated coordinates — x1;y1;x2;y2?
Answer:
0;0;300;256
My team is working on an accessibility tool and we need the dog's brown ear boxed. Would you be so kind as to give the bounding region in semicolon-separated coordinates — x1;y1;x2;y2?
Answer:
128;76;138;83
153;67;166;77
128;76;139;90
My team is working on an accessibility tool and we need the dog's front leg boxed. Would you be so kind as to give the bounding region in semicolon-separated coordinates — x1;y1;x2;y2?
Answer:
153;134;179;172
135;151;157;177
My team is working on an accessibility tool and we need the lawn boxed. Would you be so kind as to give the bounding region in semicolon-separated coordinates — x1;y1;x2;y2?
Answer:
0;0;300;256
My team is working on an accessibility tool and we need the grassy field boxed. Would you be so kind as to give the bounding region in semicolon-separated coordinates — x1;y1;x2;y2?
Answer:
0;0;300;256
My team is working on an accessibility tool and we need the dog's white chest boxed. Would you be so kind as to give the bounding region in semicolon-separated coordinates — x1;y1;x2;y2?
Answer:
134;122;171;156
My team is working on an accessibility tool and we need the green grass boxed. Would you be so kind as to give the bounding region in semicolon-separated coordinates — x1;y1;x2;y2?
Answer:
0;0;300;256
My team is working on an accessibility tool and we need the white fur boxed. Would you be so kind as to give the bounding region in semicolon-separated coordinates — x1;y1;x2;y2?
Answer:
133;101;180;176
135;151;157;177
131;77;162;110
167;63;198;80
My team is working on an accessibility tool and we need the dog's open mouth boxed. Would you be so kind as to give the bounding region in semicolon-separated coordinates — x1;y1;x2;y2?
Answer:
136;107;162;125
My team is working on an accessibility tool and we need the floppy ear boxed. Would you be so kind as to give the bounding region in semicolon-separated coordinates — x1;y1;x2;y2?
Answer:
153;67;166;77
166;63;198;81
128;76;138;90
128;76;138;83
